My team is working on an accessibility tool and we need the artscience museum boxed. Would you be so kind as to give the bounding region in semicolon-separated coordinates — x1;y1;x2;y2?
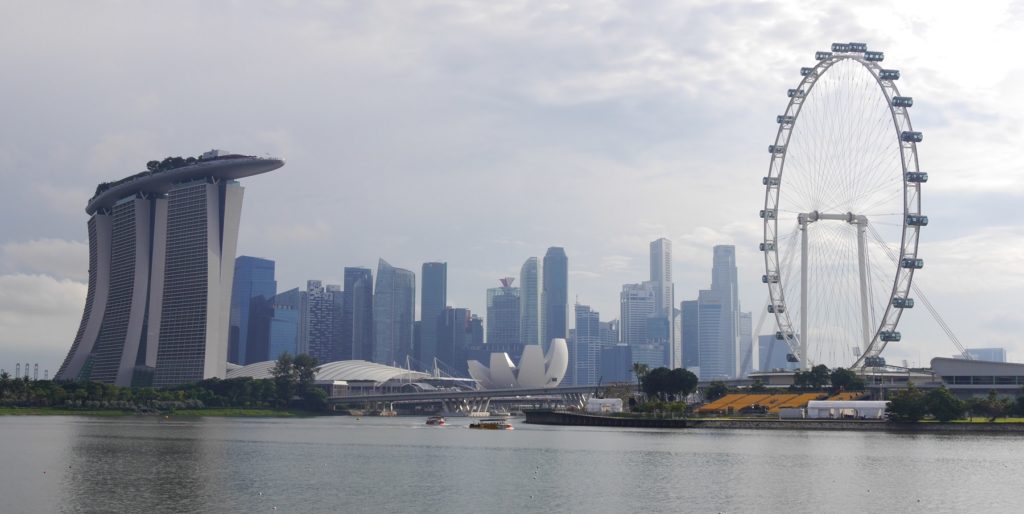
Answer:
467;338;569;389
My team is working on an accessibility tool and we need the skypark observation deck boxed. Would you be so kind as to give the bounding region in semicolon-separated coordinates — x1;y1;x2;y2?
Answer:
86;154;284;215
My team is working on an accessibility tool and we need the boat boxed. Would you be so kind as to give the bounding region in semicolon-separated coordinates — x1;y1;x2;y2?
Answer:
425;416;446;426
469;418;514;430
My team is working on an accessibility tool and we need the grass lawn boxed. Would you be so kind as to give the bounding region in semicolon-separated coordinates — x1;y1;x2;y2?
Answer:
951;417;1024;424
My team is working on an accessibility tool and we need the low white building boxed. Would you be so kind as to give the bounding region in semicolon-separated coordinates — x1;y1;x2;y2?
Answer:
806;400;888;419
586;398;623;414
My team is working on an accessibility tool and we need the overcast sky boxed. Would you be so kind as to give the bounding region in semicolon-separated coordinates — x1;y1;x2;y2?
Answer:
2;0;1023;374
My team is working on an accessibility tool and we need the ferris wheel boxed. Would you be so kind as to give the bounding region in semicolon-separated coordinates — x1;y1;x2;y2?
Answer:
760;42;926;370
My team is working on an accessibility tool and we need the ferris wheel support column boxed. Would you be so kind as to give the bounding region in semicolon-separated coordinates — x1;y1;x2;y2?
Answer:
800;215;810;371
855;216;872;355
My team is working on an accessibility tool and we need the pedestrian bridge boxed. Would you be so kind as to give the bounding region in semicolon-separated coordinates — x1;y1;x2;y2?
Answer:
328;385;599;416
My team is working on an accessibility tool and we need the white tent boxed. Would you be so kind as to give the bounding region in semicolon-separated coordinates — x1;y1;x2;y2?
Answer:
805;400;888;420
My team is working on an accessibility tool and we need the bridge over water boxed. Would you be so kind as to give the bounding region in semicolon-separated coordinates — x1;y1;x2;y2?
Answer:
328;385;600;416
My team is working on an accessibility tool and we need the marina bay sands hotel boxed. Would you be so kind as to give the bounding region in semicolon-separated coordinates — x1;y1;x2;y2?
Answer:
55;151;284;387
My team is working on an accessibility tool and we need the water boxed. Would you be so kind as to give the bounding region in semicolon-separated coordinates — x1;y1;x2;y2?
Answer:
1;415;1022;513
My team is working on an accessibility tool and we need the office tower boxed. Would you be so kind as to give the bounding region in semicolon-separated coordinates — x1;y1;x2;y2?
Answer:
681;300;699;370
342;267;373;361
759;334;798;372
650;238;679;369
542;247;568;350
739;311;753;376
601;344;634;383
572;304;601;386
486;277;520;347
469;315;484;346
438;307;472;376
420;262;447;366
619;282;656;347
268;288;302;360
228;256;276;365
696;289;726;380
373;259;416;366
711;245;742;378
56;151;283;387
301;280;343;363
600;319;619;346
519;257;542;346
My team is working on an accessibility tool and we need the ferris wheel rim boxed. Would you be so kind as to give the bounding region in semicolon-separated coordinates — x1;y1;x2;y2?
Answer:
760;46;925;370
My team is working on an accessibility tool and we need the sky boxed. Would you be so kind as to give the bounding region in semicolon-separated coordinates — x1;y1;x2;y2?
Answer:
1;0;1023;374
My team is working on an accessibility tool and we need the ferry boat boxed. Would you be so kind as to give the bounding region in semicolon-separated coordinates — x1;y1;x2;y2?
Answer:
425;416;446;426
469;418;514;430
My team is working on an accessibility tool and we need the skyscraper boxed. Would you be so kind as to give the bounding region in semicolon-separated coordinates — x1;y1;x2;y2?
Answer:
268;288;302;361
696;289;727;380
681;300;699;370
519;257;542;346
302;280;343;363
342;267;373;361
572;303;601;386
619;282;656;347
56;151;283;387
373;259;416;366
228;256;276;365
420;262;447;366
711;245;742;378
650;238;679;369
542;247;568;350
438;307;472;375
739;311;754;376
486;278;520;347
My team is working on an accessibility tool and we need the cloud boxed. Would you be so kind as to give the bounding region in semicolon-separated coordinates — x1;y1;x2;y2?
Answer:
1;239;88;281
0;273;86;371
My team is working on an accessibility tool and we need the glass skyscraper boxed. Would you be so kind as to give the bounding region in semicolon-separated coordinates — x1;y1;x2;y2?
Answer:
56;151;283;387
372;259;416;366
486;278;520;347
419;262;447;366
342;267;373;361
519;257;542;346
542;247;568;351
228;256;276;365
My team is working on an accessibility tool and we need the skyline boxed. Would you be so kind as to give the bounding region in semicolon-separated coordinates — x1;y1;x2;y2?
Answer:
3;1;1024;371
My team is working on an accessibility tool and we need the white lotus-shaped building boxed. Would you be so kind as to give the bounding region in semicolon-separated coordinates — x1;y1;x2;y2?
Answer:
468;338;569;389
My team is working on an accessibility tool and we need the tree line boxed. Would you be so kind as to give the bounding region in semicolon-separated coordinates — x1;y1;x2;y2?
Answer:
0;353;328;413
886;385;1024;423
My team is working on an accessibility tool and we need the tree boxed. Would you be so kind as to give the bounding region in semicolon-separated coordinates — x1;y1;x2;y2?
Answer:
640;367;670;399
830;368;865;392
632;362;650;396
271;353;297;405
292;354;321;395
925;387;964;422
979;390;1011;422
146;160;160;172
886;384;927;423
668;368;699;400
706;381;728;402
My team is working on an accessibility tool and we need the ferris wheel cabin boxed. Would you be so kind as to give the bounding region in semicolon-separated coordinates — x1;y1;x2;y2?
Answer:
892;96;914;107
905;172;928;183
892;297;915;309
906;215;929;226
879;69;901;80
901;131;924;143
901;258;925;269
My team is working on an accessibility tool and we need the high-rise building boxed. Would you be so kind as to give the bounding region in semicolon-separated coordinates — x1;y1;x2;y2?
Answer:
572;304;602;386
600;319;619;347
301;280;343;363
519;257;542;346
739;311;754;376
228;256;276;365
268;288;302;360
681;300;699;370
438;307;473;375
711;245;742;378
373;259;416;366
695;289;727;380
342;267;373;361
601;344;633;383
420;262;447;366
650;238;679;369
542;247;568;350
620;282;656;347
486;277;520;347
56;151;283;387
